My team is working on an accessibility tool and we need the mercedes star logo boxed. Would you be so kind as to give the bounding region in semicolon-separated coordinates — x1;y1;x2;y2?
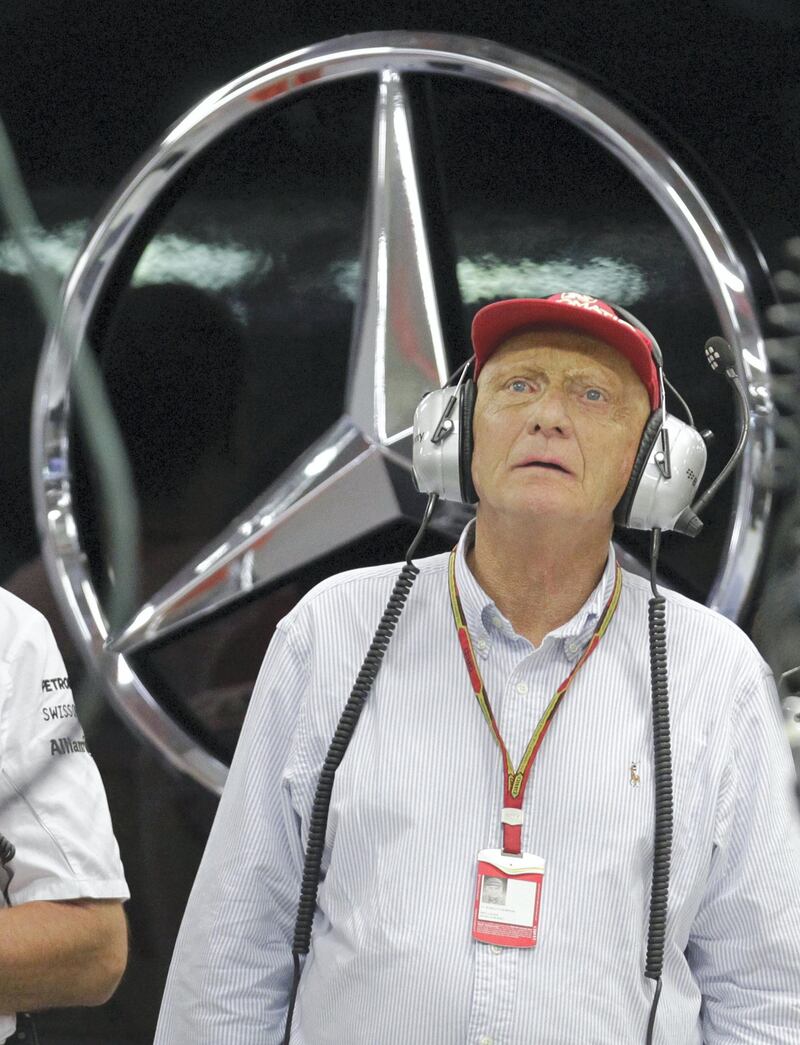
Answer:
33;32;773;792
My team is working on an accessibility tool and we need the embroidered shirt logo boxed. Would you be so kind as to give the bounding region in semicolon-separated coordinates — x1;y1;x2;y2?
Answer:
50;736;87;756
554;292;624;323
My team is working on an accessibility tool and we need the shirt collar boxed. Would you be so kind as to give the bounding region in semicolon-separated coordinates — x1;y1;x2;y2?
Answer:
453;520;617;662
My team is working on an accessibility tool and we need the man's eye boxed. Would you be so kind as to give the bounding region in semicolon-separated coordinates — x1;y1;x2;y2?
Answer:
584;387;606;402
508;379;532;393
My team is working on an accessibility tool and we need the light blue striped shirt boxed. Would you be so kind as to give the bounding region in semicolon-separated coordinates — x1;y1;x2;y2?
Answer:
156;525;800;1044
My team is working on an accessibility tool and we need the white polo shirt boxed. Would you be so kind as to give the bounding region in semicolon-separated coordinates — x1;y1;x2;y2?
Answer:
0;587;129;1042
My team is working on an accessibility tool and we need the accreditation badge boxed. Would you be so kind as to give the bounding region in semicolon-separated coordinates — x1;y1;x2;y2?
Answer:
471;848;545;948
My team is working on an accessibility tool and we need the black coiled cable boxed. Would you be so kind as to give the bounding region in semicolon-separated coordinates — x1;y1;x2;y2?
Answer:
644;529;673;1045
282;495;438;1044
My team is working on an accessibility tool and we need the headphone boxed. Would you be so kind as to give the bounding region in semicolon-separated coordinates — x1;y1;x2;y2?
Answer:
412;302;709;536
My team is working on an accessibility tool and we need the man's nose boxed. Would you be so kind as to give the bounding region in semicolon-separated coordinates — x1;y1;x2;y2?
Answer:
526;388;572;436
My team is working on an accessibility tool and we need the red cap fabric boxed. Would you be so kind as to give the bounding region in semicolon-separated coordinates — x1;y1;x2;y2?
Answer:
471;292;660;409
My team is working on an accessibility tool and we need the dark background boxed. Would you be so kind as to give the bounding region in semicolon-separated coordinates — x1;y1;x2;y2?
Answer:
1;1;798;1041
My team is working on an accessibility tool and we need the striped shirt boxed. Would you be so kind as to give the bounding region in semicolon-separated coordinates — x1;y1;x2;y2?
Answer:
155;525;800;1044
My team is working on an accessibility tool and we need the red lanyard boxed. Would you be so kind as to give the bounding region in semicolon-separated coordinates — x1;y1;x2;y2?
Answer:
448;551;623;854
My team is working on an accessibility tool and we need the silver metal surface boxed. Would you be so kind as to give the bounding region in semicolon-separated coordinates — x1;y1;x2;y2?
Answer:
110;423;409;653
349;67;450;441
33;32;773;792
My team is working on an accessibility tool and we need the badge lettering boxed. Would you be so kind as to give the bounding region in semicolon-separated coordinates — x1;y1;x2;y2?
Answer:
50;736;87;756
41;676;71;693
42;703;77;722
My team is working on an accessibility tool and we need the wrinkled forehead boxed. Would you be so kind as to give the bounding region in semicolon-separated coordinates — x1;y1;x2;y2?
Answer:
477;326;646;388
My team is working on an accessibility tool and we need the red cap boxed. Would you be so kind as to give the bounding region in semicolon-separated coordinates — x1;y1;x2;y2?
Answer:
471;292;660;409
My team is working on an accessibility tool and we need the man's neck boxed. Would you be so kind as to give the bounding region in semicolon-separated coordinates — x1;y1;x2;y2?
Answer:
466;509;613;648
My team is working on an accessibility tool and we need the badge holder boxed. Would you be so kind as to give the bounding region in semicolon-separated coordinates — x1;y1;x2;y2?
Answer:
472;847;545;948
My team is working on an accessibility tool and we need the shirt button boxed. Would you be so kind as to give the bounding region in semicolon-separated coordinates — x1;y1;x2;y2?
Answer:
491;944;503;954
476;638;488;651
515;681;528;695
492;615;503;628
479;1037;494;1045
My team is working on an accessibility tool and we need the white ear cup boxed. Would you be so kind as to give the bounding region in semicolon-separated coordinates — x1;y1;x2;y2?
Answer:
626;414;707;531
412;389;465;502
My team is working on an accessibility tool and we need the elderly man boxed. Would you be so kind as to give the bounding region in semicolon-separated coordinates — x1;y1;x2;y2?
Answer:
156;294;800;1044
0;589;128;1042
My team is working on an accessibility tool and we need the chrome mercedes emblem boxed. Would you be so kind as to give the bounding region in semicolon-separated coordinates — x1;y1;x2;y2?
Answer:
33;32;774;792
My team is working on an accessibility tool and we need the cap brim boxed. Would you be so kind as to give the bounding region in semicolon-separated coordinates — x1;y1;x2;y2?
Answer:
471;298;659;409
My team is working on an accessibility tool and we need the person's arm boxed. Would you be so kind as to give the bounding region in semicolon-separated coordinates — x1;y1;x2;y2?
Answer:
154;619;310;1045
0;590;130;1031
0;898;127;1012
686;667;800;1042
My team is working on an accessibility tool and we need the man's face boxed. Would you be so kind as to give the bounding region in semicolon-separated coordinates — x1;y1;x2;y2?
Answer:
482;877;506;904
471;328;651;528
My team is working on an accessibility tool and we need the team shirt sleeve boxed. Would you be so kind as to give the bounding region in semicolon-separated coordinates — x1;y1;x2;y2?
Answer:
0;597;129;907
686;666;800;1042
